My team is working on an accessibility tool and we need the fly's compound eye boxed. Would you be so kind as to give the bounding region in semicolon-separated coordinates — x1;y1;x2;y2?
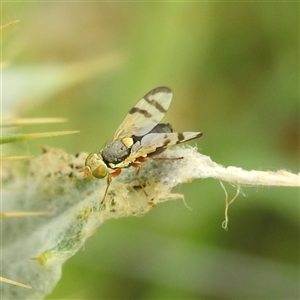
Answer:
83;153;108;179
91;165;108;179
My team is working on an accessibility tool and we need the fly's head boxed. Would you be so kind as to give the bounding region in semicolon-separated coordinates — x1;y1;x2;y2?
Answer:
80;153;108;180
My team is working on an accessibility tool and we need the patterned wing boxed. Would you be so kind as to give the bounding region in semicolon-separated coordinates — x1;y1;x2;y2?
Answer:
125;131;203;163
113;87;172;140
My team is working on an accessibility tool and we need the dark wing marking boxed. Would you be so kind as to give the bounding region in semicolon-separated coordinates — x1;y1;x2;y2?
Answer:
124;131;203;163
113;87;172;140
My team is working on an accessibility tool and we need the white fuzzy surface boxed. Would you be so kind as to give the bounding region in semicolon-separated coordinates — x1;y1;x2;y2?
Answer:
1;146;299;298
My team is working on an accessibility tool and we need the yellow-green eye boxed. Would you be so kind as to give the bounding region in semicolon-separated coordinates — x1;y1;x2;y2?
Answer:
92;165;108;179
82;153;108;179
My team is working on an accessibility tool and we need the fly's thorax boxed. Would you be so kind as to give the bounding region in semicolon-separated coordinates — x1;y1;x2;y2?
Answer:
84;153;108;179
101;138;133;166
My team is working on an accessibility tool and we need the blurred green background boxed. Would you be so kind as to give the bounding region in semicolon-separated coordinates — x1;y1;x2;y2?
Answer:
3;2;299;299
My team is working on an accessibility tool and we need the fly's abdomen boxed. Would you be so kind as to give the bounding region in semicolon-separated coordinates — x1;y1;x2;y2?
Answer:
133;123;173;156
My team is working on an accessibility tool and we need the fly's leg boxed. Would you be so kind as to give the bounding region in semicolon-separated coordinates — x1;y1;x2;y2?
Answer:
131;156;184;198
131;162;148;196
147;157;184;161
136;156;183;164
100;168;121;206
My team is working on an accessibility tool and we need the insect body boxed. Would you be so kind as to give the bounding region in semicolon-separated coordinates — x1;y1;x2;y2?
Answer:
80;87;203;204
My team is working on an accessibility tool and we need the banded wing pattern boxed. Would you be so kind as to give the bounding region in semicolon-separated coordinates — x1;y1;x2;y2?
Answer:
126;131;203;164
113;87;172;140
80;86;203;205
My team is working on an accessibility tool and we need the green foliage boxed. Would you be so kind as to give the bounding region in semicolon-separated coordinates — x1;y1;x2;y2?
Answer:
2;2;299;299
